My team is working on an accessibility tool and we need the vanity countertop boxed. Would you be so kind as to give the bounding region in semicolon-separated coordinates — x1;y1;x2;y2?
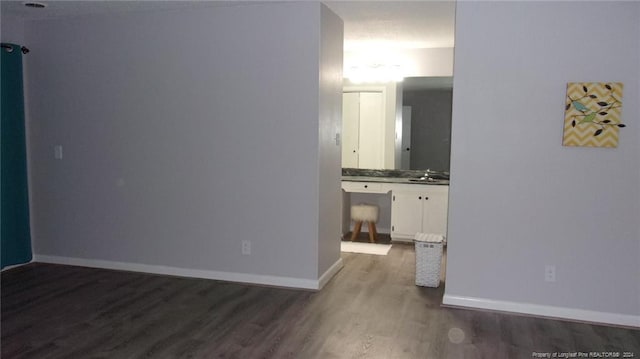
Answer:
342;176;449;186
341;168;449;186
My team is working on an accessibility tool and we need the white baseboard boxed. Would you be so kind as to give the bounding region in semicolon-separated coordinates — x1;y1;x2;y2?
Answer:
442;294;640;328
33;254;342;290
1;260;33;272
318;258;343;290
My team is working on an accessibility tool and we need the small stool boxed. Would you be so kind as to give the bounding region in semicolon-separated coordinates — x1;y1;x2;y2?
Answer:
350;203;379;243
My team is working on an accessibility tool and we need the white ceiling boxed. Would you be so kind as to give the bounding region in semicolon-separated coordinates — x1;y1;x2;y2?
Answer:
324;1;455;50
0;1;246;20
2;1;456;50
2;0;455;86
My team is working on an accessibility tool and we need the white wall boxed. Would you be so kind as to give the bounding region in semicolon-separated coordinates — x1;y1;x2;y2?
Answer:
24;2;342;288
445;1;640;327
401;47;453;77
344;47;453;78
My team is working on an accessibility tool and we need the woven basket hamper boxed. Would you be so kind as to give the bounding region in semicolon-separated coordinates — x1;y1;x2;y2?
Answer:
415;234;444;287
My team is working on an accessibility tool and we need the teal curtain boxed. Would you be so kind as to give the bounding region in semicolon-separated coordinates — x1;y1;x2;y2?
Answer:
1;43;32;268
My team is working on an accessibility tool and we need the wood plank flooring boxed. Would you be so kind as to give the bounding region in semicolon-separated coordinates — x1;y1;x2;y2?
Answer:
2;244;639;359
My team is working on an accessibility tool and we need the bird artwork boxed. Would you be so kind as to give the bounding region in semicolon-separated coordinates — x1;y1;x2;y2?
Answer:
562;82;625;148
571;100;589;113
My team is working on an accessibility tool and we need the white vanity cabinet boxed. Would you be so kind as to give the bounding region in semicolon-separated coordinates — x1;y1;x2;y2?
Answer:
342;181;449;242
390;185;449;241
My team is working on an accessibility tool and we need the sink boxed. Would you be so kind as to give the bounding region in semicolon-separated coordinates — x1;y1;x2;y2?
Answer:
408;177;449;184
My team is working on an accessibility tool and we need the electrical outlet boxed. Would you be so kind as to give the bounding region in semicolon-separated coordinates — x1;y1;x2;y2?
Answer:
54;145;63;159
241;240;251;255
545;264;556;282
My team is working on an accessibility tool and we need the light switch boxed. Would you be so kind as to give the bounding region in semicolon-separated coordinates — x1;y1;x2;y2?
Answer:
54;145;63;159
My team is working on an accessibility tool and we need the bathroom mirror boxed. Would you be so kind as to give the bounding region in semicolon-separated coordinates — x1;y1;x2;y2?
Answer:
401;76;453;172
341;76;453;172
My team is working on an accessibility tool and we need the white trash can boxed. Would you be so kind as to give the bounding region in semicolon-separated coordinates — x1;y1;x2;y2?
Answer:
414;233;445;287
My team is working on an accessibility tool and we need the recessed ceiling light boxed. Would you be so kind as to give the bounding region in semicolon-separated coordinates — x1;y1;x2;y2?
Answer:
23;2;46;8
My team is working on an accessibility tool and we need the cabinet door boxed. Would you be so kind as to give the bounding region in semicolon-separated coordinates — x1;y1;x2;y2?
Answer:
342;92;360;168
391;191;423;239
422;190;449;236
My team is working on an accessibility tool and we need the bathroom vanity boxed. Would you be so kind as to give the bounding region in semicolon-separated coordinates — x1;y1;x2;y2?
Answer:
341;170;449;242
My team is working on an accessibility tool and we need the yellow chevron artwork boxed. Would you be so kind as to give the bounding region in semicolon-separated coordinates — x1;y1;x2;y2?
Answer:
563;82;625;148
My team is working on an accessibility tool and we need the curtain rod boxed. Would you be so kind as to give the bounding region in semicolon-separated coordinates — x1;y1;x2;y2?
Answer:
1;44;30;54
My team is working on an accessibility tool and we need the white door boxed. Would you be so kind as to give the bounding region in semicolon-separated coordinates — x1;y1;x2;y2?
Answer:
401;106;412;170
358;92;384;169
342;92;360;168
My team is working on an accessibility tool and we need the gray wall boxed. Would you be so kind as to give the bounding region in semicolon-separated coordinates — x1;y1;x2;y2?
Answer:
317;5;343;276
1;14;24;44
403;89;452;171
446;1;639;324
23;2;342;285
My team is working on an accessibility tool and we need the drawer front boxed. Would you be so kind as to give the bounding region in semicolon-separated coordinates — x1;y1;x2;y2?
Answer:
341;181;386;193
390;183;450;195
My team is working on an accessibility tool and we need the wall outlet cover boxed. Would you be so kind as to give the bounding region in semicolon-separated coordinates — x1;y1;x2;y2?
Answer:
544;264;556;282
241;240;251;255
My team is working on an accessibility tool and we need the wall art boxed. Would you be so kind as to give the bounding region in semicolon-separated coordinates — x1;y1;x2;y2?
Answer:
563;82;624;148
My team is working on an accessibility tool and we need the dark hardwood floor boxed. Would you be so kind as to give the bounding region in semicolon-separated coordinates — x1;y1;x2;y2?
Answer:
2;244;638;358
